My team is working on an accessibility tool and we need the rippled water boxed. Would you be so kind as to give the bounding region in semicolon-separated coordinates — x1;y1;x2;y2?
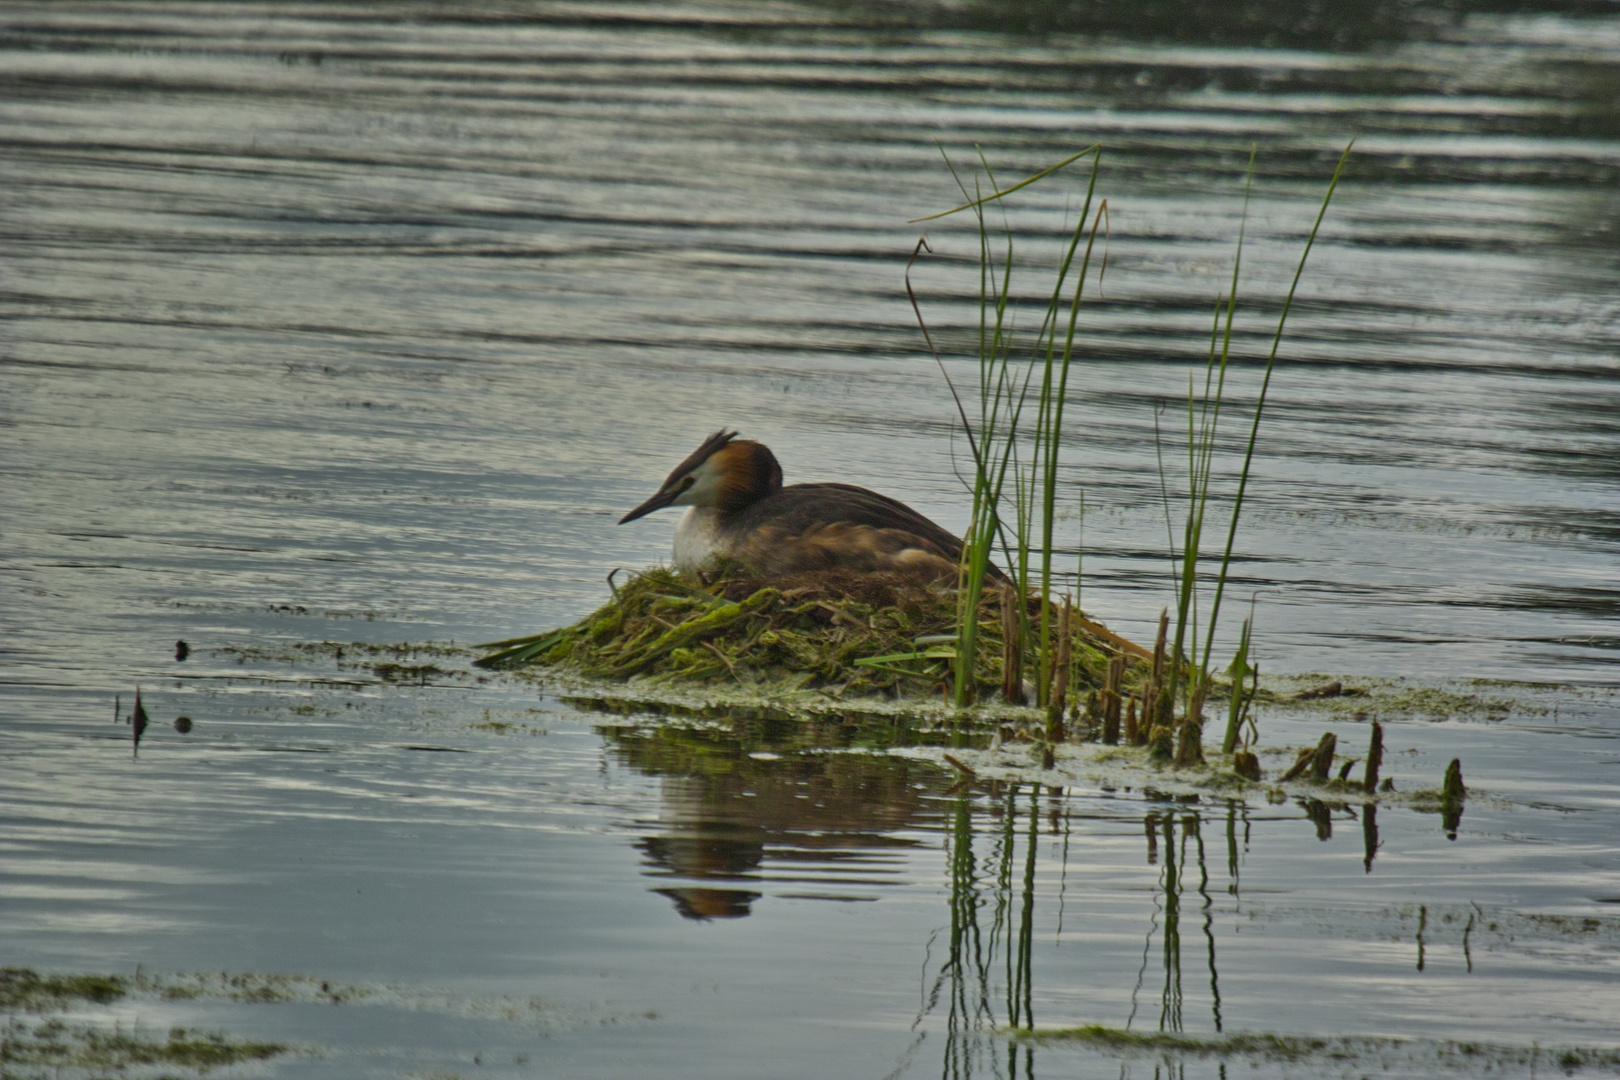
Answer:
3;2;1619;1077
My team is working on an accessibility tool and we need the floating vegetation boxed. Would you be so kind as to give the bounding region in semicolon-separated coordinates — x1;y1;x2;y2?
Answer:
1;968;635;1044
0;969;366;1013
0;969;129;1011
207;639;479;688
1269;674;1523;719
1016;1024;1620;1074
476;566;1150;703
214;640;469;665
0;1017;284;1076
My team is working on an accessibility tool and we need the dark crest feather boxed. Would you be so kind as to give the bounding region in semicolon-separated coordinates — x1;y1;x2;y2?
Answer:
663;429;738;488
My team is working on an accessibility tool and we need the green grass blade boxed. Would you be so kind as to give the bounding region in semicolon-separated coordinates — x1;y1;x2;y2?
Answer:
1202;140;1354;670
911;145;1102;222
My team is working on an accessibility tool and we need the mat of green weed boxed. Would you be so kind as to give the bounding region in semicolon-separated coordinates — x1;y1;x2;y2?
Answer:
475;566;1141;701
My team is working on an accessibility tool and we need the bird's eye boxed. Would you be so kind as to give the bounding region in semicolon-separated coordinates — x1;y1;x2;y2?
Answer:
680;476;695;491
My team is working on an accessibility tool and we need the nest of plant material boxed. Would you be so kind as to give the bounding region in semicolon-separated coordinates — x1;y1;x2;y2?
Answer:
474;565;1146;701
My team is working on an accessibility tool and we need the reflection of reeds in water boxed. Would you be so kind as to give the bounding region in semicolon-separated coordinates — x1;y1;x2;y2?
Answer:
926;783;1043;1079
1131;811;1226;1038
925;793;1272;1077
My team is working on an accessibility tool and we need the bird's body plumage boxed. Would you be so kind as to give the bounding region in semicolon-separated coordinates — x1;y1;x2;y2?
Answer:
621;431;996;582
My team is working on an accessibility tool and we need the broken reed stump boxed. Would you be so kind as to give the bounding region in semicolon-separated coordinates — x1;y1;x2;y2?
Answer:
1232;750;1262;780
1442;758;1465;803
1083;689;1101;736
1281;731;1338;782
131;687;149;758
1149;608;1170;728
1441;758;1466;837
1172;719;1203;767
1363;720;1384;793
1173;681;1207;767
1123;695;1140;745
1101;653;1125;745
1279;745;1316;782
1147;724;1175;762
1309;731;1337;780
1000;582;1023;705
1045;598;1072;745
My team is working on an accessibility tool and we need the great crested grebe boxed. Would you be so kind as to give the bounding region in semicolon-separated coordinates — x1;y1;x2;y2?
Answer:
619;430;1003;582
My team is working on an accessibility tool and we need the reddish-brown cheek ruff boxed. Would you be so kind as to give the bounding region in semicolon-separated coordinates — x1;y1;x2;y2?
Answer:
706;441;784;516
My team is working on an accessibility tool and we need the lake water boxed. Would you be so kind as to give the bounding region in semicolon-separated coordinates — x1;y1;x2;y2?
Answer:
3;2;1618;1077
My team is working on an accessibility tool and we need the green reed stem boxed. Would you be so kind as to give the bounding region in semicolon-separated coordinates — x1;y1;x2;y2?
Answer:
927;144;1103;707
1162;147;1255;718
909;139;1346;723
1199;141;1354;682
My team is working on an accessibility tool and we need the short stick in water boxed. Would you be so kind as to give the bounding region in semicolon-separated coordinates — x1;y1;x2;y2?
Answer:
1363;721;1384;793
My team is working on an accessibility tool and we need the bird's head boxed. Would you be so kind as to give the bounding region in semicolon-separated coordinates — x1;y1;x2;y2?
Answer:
619;430;783;523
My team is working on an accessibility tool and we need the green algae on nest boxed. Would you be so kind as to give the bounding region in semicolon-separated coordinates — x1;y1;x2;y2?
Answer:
475;566;1145;701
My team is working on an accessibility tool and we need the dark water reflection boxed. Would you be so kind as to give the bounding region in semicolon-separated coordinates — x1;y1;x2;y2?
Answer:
577;708;1617;1078
605;717;939;919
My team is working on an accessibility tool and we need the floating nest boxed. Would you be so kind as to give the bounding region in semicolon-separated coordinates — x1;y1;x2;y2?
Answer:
475;565;1150;702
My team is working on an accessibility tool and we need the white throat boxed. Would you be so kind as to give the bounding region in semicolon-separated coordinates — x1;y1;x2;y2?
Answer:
672;506;732;572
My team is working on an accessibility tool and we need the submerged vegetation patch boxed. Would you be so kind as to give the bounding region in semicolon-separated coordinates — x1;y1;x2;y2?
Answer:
2;968;641;1039
0;970;128;1011
212;639;476;687
1272;674;1525;720
0;968;369;1013
1017;1023;1620;1074
0;1018;284;1076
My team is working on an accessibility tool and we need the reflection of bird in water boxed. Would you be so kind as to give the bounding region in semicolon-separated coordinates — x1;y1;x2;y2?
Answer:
613;728;928;922
640;828;763;921
619;430;1004;582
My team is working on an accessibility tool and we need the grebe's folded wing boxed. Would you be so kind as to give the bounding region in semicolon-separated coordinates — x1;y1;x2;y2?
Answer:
726;483;1006;581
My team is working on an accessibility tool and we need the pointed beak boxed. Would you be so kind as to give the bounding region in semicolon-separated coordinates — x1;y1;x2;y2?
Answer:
618;486;681;524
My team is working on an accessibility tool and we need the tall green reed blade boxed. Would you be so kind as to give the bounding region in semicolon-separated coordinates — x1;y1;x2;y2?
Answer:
914;144;1105;707
1199;141;1355;684
907;139;1346;722
1162;149;1255;721
1159;141;1352;747
1030;165;1105;705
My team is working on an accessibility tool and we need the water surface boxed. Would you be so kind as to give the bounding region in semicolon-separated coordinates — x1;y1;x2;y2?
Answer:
3;2;1619;1077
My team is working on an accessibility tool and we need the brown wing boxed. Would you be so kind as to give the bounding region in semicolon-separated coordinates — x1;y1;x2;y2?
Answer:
729;522;957;580
724;483;1006;582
